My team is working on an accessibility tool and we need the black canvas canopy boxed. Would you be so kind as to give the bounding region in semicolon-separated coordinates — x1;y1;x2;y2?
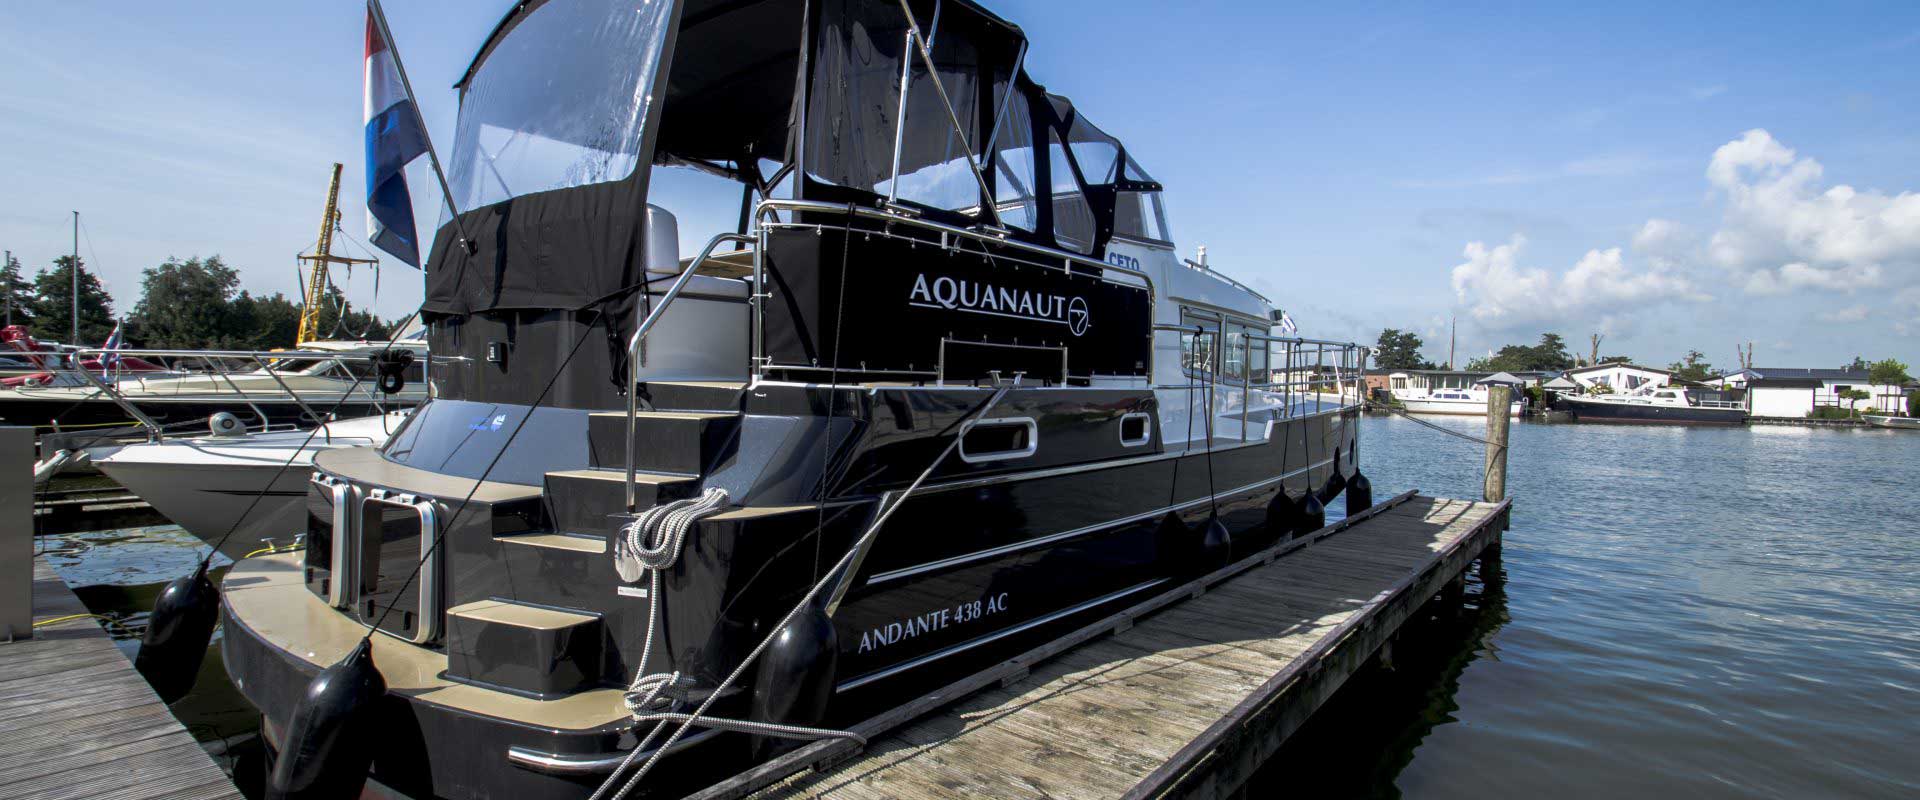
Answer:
426;0;1159;317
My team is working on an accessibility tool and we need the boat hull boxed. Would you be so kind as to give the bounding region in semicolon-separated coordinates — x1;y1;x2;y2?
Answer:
96;458;312;561
1398;397;1521;416
1556;397;1746;425
1864;415;1920;430
219;390;1361;799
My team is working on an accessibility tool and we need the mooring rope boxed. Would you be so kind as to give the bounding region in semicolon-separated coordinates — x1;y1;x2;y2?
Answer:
592;385;1012;800
1365;401;1508;450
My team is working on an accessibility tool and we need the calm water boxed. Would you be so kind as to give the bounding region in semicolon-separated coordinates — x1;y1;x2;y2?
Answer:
42;418;1920;798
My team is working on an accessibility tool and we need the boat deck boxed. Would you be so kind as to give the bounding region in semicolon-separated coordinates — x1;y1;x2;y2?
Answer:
0;557;241;800
692;492;1510;800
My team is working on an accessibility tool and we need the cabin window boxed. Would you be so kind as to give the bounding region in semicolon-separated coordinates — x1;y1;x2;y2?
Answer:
1119;412;1152;446
989;87;1038;231
1048;130;1096;254
1222;322;1252;384
959;417;1038;463
444;0;675;213
1114;191;1168;242
1180;309;1218;379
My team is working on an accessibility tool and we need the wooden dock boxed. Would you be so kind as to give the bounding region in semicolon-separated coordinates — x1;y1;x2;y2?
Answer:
0;557;241;800
696;492;1510;800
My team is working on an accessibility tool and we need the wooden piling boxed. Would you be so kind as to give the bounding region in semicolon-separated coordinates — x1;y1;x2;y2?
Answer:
1484;385;1511;503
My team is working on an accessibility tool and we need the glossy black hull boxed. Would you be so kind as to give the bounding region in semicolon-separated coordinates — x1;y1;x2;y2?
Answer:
1556;397;1747;425
221;380;1360;800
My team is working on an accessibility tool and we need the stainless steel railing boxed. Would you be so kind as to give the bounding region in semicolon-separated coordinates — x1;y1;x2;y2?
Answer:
624;232;756;510
61;347;412;441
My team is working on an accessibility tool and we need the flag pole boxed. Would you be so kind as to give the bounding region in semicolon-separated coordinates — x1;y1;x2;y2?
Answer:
367;0;475;257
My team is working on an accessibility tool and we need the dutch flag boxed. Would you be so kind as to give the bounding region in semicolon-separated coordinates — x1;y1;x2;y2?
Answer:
364;5;429;268
100;321;123;372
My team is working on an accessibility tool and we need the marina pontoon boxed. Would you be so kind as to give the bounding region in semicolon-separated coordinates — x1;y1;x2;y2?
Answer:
220;2;1367;796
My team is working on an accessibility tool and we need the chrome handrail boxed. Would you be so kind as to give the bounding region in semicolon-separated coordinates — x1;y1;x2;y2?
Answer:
625;232;757;510
65;346;417;441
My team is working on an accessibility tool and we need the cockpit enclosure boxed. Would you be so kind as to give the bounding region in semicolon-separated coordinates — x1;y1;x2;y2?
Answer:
425;0;1165;405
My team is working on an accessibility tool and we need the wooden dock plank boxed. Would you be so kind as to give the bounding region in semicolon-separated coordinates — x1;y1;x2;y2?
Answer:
747;495;1508;800
0;558;241;800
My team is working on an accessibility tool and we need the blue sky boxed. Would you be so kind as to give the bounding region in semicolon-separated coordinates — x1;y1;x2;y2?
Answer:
3;1;1917;370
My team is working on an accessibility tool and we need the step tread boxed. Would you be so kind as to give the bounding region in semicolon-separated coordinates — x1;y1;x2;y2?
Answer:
497;533;607;554
648;380;747;390
448;599;598;630
546;468;697;486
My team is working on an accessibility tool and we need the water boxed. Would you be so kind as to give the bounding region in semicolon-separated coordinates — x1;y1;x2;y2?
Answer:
40;418;1920;798
1260;417;1920;798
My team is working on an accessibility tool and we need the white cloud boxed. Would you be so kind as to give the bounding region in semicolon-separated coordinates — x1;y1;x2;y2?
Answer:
1451;235;1709;326
1704;129;1920;293
1743;262;1884;295
1816;304;1871;323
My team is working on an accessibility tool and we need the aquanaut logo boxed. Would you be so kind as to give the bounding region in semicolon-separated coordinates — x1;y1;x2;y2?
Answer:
908;273;1091;337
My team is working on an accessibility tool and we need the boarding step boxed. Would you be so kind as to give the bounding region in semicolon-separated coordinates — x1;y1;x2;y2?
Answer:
446;599;604;698
587;410;741;474
543;468;699;537
636;380;747;412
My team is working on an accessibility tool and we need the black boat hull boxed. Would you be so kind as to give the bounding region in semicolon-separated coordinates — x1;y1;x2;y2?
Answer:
1556;397;1747;425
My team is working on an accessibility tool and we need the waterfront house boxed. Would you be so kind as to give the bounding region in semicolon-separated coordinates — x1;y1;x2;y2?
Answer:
1716;367;1909;418
1564;362;1676;393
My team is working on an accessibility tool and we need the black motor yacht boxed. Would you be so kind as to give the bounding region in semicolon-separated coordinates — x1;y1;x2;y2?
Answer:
220;2;1367;797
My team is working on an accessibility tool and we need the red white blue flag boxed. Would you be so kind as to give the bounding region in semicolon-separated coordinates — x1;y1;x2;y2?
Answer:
363;4;428;267
100;320;123;372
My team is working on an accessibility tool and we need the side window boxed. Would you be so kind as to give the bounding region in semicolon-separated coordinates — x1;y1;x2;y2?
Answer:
1247;327;1269;385
1114;191;1168;242
1180;309;1217;378
1222;322;1250;383
990;89;1037;232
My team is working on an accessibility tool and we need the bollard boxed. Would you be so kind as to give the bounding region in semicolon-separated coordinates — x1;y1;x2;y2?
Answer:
2;427;33;641
1484;385;1511;502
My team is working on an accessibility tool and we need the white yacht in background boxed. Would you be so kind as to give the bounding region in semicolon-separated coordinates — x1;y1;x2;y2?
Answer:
1397;385;1523;416
92;411;410;561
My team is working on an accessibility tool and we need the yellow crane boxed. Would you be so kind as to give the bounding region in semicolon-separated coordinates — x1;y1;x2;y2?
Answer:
296;163;378;345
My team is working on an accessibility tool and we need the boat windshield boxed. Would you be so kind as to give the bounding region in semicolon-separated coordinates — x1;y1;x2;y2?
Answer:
444;0;676;217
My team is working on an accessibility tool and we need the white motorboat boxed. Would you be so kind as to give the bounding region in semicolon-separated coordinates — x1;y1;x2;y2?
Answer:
1863;414;1920;430
91;411;410;561
1397;387;1523;416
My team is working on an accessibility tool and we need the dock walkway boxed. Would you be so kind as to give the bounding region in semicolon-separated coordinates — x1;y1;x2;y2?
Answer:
699;492;1509;800
0;557;241;800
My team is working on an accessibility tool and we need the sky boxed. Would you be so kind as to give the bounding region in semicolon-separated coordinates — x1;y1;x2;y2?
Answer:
2;1;1918;371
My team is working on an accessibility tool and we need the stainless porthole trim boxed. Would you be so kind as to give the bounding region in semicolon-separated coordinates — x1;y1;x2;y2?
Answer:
958;417;1039;463
1118;412;1152;447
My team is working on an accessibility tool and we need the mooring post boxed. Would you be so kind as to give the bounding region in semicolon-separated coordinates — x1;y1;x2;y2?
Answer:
1484;385;1511;503
2;426;32;641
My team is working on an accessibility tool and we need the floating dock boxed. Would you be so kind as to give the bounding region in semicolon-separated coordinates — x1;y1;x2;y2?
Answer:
0;557;241;800
696;492;1510;800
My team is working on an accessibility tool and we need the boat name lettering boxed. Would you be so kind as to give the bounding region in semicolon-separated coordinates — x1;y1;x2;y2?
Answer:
907;274;1091;337
857;592;1009;654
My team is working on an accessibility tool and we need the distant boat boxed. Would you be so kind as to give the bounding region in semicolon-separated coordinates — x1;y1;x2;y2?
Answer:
1863;415;1920;430
1556;385;1746;425
1397;386;1523;417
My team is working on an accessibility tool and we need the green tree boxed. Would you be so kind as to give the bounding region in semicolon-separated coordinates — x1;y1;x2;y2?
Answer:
1668;350;1714;383
1837;387;1871;415
1868;358;1911;388
1598;354;1634;365
1845;356;1870;372
1531;333;1575;371
1373;328;1434;370
29;255;116;344
0;253;32;328
232;291;302;349
303;284;391;343
128;256;247;349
